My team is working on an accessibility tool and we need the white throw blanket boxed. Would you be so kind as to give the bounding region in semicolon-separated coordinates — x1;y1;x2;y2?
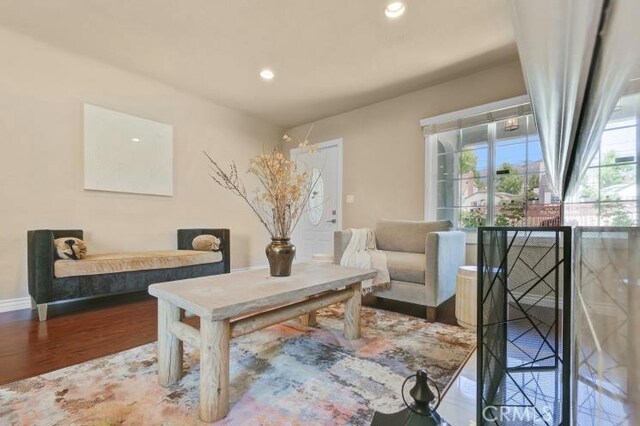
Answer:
340;228;390;294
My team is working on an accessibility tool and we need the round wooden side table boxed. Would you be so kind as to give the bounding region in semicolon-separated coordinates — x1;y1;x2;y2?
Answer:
456;265;477;329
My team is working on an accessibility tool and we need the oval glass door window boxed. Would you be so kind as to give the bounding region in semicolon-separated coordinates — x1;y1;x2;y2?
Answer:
308;168;324;226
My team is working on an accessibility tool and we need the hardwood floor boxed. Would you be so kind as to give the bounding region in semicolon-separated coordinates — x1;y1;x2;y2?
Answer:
0;292;158;386
0;291;459;386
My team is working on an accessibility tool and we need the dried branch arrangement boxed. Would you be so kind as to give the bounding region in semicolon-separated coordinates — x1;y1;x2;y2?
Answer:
205;129;318;239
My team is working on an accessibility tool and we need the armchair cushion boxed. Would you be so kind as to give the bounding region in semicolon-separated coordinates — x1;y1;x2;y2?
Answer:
375;220;452;253
383;250;426;284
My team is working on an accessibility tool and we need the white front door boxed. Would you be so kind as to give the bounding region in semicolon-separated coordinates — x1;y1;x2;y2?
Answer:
291;139;343;262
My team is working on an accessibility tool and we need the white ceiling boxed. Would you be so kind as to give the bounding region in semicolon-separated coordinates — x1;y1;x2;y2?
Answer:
0;0;517;127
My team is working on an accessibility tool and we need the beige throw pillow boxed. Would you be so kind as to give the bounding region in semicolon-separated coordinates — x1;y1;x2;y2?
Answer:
192;234;221;251
54;237;88;260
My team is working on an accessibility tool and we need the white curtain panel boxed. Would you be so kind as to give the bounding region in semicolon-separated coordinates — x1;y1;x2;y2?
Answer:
573;228;640;425
565;0;640;198
510;0;604;200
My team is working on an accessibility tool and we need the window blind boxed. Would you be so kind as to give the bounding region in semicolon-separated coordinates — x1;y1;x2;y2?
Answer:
422;103;532;136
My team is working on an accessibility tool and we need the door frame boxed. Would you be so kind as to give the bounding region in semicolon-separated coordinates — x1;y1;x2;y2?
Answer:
290;137;344;233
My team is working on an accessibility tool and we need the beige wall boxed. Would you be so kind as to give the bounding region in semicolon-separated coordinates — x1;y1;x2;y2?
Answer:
285;61;526;228
0;28;282;301
284;61;526;263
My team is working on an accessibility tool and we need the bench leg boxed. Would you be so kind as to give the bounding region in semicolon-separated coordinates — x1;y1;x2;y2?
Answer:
158;299;184;386
344;282;362;340
37;304;48;322
300;310;317;326
200;318;230;422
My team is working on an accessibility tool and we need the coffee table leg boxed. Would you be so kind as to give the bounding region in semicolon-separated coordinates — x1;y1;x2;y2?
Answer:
300;310;317;326
200;318;231;422
344;282;362;340
158;299;184;386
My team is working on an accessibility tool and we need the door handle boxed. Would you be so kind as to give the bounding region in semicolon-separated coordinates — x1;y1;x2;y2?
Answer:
326;219;337;224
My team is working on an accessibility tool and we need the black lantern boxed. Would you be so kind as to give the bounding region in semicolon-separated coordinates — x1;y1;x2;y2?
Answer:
371;369;450;426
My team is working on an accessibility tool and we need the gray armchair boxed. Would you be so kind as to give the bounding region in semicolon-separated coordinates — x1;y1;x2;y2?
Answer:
335;220;466;321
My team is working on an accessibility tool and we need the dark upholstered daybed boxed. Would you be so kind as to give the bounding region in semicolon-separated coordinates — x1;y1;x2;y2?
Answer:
27;228;230;321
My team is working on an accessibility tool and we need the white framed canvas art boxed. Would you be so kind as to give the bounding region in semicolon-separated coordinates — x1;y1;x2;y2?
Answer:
84;104;174;196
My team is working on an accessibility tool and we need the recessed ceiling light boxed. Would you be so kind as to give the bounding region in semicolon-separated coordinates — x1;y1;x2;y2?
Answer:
259;69;275;80
131;138;141;142
385;1;405;18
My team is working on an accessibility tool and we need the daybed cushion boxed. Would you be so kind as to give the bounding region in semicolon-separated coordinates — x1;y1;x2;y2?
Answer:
54;250;223;278
383;250;426;284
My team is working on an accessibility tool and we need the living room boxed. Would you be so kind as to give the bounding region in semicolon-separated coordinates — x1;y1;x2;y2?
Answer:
1;1;638;425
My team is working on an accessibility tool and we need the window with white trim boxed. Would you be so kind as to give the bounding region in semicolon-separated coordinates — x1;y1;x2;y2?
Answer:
424;99;561;230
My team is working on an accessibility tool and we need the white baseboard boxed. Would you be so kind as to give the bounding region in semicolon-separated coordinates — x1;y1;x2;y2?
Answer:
0;296;32;313
231;264;268;272
0;265;266;314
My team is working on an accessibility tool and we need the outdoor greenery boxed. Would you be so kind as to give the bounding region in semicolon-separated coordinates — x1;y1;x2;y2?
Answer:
496;162;524;195
459;208;487;228
527;175;540;201
459;149;478;175
495;200;526;226
600;200;634;226
575;150;635;226
458;159;533;228
459;149;485;189
578;150;635;200
601;151;634;187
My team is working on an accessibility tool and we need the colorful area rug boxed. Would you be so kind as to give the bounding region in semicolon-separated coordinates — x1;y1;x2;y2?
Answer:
1;306;475;425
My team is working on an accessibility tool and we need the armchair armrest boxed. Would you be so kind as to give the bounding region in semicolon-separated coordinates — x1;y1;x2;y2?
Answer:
334;230;352;264
177;228;230;273
425;231;466;307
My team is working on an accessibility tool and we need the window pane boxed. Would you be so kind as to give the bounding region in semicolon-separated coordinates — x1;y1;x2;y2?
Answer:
599;164;636;201
436;208;456;224
458;178;488;207
436;130;459;154
599;201;637;226
437;147;489;180
525;204;562;227
526;141;543;164
494;199;526;226
495;170;525;197
526;115;538;135
437;180;455;209
461;125;488;149
565;203;601;226
495;142;528;170
459;147;489;178
458;207;487;229
600;125;637;164
575;168;599;202
437;153;455;181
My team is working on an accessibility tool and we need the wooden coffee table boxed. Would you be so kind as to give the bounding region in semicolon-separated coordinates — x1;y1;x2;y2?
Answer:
148;262;377;422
